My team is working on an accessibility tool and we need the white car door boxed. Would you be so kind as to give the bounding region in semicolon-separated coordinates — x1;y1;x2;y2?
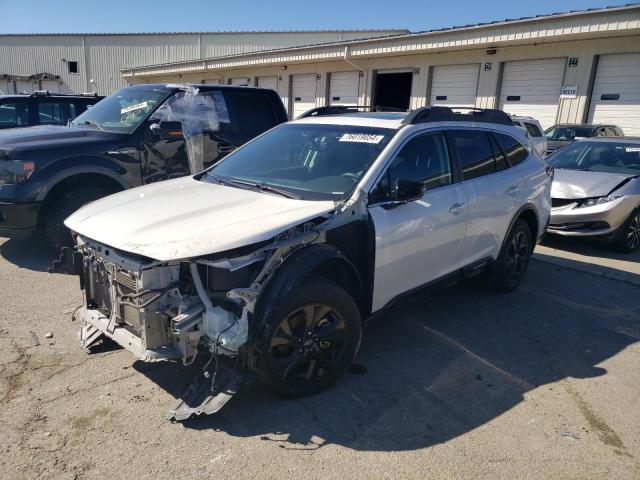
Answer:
368;131;468;312
448;129;528;263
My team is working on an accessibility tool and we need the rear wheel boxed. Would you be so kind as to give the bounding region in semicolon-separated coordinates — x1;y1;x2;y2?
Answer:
612;209;640;253
252;278;362;398
44;187;110;249
485;219;533;292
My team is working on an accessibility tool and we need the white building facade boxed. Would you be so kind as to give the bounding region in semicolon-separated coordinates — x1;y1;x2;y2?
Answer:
0;30;406;95
123;5;640;134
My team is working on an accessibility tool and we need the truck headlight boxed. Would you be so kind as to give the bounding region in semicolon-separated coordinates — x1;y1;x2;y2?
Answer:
0;160;36;187
580;195;624;208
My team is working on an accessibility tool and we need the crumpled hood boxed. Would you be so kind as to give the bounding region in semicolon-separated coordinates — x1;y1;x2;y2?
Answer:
551;168;633;199
0;125;122;159
65;176;336;261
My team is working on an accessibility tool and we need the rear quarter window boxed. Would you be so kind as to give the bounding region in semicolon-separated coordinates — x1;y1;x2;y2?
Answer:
493;132;528;166
450;130;497;180
524;122;542;137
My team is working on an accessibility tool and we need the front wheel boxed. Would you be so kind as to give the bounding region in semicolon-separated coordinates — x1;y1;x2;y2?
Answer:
485;219;533;292
44;187;110;249
612;209;640;253
252;278;362;398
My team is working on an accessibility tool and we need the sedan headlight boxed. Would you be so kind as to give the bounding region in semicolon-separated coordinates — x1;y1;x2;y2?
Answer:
580;194;625;208
0;160;36;187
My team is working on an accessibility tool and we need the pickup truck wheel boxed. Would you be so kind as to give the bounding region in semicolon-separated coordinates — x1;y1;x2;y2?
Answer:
486;219;532;292
255;278;362;398
44;187;110;249
612;208;640;253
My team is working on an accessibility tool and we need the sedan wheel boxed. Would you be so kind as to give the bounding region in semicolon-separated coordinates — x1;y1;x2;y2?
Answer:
616;210;640;253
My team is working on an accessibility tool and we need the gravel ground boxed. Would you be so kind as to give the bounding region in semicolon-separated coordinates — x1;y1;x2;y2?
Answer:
0;233;638;480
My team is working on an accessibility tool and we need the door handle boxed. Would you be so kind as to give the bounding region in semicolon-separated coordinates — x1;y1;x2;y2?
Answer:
448;202;466;215
217;143;234;154
507;185;520;196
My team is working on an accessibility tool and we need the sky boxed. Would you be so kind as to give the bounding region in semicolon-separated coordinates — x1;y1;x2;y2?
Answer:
0;0;634;33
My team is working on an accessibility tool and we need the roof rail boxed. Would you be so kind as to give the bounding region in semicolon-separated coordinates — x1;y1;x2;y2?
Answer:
402;106;514;126
298;105;405;118
30;90;100;97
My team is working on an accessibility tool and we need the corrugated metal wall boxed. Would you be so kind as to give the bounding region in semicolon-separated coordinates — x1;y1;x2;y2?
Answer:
0;30;404;95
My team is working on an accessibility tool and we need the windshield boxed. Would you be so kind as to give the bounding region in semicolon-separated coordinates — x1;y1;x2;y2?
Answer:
71;86;171;133
203;123;395;201
547;141;640;175
545;126;593;141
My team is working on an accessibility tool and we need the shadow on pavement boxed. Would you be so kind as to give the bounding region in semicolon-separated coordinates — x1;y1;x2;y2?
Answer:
0;234;56;272
135;258;639;452
541;234;640;264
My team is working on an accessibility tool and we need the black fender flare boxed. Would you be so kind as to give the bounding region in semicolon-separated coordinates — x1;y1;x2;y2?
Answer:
499;203;540;258
251;243;364;337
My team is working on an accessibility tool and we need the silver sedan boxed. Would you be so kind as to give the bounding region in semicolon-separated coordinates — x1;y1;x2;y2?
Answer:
546;138;640;252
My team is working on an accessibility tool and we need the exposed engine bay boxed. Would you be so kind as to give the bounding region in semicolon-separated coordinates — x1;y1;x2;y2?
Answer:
72;218;330;420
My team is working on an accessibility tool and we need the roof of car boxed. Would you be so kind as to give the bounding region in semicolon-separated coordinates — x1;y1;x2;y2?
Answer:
0;94;100;99
125;83;270;93
552;123;619;128
576;136;640;144
292;111;529;139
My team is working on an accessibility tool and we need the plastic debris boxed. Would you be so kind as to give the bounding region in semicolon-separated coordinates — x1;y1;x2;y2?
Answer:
44;332;53;339
560;431;580;440
30;331;40;346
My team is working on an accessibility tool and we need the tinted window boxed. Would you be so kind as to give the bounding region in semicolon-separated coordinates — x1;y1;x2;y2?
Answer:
0;102;29;127
494;132;528;167
371;132;452;202
489;134;509;171
38;102;66;125
545;126;593;140
450;130;496;180
225;92;279;144
524;122;542;137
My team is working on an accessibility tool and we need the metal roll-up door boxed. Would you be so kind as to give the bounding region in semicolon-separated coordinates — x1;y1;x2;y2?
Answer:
257;76;278;92
429;64;479;108
499;58;566;129
329;71;360;106
229;77;250;86
291;74;318;119
588;53;640;136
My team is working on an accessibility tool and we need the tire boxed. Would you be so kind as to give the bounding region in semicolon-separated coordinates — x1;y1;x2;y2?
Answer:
251;278;362;398
44;187;110;249
612;208;640;253
485;219;533;292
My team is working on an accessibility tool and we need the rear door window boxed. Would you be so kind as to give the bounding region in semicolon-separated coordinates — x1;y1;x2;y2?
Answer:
0;101;30;128
224;91;280;144
449;130;497;180
493;132;528;166
37;101;68;125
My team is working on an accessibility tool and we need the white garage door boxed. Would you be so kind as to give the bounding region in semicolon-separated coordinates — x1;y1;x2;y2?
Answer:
430;64;479;108
329;71;360;106
257;76;278;92
15;80;34;94
588;53;640;136
291;74;318;118
229;77;250;86
499;58;566;129
41;80;61;93
202;79;222;85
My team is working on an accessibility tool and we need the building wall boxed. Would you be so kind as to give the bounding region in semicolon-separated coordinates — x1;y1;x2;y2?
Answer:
134;35;640;126
0;30;405;95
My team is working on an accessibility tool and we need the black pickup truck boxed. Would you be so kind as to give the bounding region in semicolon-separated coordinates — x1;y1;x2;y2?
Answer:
0;83;288;247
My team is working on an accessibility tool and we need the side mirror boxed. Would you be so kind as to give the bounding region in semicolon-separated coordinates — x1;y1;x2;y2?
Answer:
149;120;183;139
393;178;425;203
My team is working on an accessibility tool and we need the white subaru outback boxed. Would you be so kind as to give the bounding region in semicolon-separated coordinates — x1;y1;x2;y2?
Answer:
61;106;552;419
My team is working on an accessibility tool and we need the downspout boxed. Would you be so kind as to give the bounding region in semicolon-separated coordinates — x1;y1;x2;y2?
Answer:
343;46;364;72
343;46;366;106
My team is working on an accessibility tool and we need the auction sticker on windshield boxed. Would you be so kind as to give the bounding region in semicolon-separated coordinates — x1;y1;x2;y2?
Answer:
339;133;385;144
121;102;149;115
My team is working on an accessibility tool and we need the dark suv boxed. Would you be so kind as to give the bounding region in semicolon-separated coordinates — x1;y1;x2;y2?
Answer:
0;84;287;247
545;123;624;155
0;91;103;130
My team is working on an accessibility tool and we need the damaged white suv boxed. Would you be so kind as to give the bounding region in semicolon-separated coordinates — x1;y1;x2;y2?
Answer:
61;106;552;420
